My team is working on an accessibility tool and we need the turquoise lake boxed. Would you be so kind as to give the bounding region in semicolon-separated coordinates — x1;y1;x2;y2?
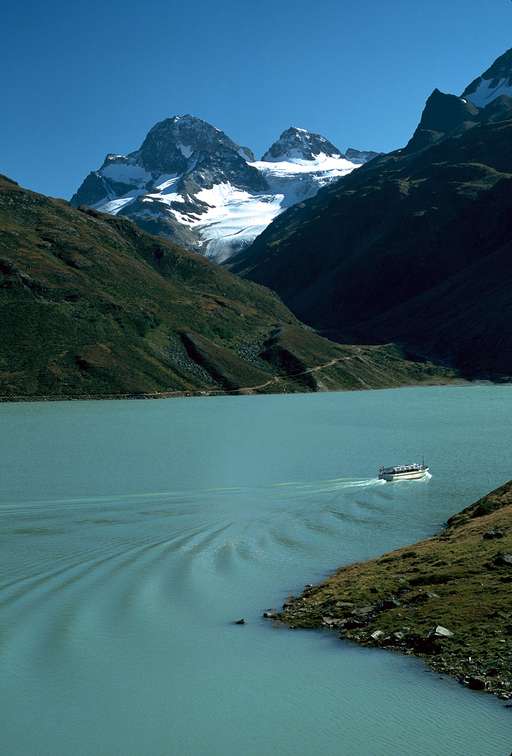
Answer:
1;386;511;755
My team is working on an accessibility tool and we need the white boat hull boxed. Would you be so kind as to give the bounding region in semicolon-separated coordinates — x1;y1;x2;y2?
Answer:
379;468;429;482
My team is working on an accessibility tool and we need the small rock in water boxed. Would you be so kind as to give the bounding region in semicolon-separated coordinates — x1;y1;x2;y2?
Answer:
263;610;278;619
234;618;246;625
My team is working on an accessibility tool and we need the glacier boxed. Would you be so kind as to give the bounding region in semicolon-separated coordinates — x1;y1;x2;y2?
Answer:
72;117;372;262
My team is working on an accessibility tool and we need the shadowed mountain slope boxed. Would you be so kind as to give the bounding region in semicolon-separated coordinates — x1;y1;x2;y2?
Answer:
231;50;512;380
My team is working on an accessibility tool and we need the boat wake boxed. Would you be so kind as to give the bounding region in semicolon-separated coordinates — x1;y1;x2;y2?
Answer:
0;475;386;512
271;476;386;494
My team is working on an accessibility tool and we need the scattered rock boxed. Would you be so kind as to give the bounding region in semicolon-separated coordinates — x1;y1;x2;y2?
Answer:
266;480;512;701
351;605;375;617
466;676;487;691
343;617;366;630
378;596;401;610
409;635;442;655
483;529;504;540
321;616;344;628
494;553;512;567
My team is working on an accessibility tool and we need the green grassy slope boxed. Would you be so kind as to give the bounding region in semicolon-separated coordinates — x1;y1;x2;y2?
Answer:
0;175;455;399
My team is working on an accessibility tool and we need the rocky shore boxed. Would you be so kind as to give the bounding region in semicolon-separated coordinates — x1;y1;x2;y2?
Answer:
267;480;512;700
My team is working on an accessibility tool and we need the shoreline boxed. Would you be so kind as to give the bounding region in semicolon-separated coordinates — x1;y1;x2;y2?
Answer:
0;376;478;405
266;481;512;702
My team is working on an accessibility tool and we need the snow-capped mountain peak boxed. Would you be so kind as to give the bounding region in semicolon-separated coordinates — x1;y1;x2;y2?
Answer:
462;47;512;108
71;117;375;262
261;126;342;162
137;114;256;172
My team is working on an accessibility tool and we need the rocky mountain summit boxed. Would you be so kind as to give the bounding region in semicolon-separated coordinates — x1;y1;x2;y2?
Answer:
71;117;375;262
261;126;342;161
404;84;512;153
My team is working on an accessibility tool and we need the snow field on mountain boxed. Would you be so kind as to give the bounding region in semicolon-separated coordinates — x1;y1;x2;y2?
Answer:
93;154;360;260
192;184;284;262
465;77;512;108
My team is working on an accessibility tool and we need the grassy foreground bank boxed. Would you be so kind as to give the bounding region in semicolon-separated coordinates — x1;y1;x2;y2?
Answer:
271;481;512;699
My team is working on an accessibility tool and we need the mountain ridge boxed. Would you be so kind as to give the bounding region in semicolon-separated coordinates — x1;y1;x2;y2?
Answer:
71;117;376;262
229;48;512;380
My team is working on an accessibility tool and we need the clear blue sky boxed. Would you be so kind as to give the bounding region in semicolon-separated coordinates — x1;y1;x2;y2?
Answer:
2;0;511;199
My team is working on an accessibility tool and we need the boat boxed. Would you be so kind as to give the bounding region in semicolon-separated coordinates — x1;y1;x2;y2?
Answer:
378;462;429;482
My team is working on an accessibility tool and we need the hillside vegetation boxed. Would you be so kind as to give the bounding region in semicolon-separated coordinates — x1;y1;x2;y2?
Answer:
0;176;455;399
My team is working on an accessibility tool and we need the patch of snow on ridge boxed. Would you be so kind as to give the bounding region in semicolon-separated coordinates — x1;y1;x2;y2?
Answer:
144;192;185;206
178;143;193;158
96;195;140;214
251;153;356;175
251;154;359;208
465;77;512;108
154;174;180;192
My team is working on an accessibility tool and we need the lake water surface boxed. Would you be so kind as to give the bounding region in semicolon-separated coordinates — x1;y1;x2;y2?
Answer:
1;386;511;755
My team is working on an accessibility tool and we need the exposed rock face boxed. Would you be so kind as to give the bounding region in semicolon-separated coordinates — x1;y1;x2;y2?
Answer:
261;127;342;162
345;148;381;164
403;89;479;153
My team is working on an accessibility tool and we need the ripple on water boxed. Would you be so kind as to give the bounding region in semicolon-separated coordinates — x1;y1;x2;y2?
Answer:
1;389;512;756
